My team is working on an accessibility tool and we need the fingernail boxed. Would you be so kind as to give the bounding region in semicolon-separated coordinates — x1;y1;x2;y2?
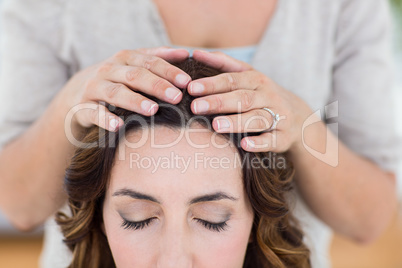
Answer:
109;118;119;131
194;100;209;113
247;138;255;148
148;103;157;113
165;87;182;101
141;100;156;113
175;74;190;86
216;118;230;130
190;82;204;94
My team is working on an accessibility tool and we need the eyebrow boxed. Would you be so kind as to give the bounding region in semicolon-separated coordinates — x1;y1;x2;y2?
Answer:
189;192;238;205
113;189;160;203
112;189;238;205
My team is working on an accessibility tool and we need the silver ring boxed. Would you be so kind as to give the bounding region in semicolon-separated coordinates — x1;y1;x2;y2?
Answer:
262;107;280;131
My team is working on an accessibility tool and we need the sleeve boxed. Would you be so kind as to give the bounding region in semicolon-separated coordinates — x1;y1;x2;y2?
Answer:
327;0;402;173
0;0;69;150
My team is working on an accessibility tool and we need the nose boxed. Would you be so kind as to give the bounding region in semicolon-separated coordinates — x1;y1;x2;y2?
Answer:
156;225;193;268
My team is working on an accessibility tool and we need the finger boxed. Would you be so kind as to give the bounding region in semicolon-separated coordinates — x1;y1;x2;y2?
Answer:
192;50;252;72
240;132;288;153
211;109;275;133
112;48;191;88
137;46;190;62
103;65;184;104
88;81;159;116
191;90;267;114
188;71;263;96
125;51;191;88
79;102;125;132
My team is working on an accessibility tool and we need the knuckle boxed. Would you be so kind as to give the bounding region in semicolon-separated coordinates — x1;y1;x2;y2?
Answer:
127;94;141;108
240;91;255;110
105;83;123;99
225;74;237;91
257;118;269;130
207;80;217;94
214;95;224;113
84;78;97;91
164;65;176;79
96;62;113;75
126;68;142;82
259;74;272;86
114;49;130;60
225;73;238;91
152;78;166;92
142;56;160;70
254;110;270;129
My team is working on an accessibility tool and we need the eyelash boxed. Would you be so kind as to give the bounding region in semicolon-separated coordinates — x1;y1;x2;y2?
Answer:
121;218;228;232
195;219;228;232
121;218;156;230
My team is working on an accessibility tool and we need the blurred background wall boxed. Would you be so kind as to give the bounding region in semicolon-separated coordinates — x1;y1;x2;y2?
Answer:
0;0;14;235
392;0;402;203
0;1;401;267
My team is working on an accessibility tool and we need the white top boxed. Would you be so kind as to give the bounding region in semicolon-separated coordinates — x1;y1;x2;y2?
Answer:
0;0;400;267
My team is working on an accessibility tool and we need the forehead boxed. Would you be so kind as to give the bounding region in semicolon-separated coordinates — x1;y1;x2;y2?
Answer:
109;125;243;195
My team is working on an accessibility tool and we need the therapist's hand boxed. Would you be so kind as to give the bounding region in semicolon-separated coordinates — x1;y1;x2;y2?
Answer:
190;50;314;153
62;47;191;132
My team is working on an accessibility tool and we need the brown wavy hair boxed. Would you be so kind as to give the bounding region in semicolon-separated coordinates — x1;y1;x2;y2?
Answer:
56;58;310;268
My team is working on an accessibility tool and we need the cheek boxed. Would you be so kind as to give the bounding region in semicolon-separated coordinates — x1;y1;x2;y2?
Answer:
103;205;157;267
196;219;254;267
103;217;253;268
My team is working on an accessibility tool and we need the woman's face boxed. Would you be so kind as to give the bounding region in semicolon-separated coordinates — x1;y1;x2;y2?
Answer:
102;125;254;268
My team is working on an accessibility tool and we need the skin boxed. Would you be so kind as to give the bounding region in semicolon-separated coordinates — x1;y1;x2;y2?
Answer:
103;125;254;267
0;0;395;246
153;0;277;48
186;51;397;243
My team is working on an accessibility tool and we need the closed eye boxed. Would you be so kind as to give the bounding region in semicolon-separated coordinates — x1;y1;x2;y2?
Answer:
120;217;229;232
195;218;228;232
121;218;156;230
